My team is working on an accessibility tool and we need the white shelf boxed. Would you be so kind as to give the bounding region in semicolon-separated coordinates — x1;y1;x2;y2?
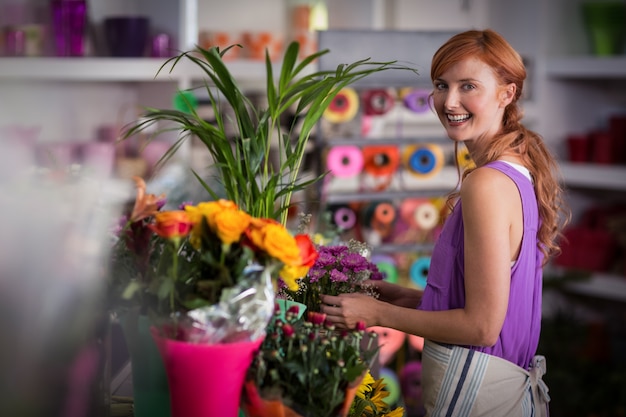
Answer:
564;273;626;303
546;56;626;79
0;57;311;86
559;162;626;191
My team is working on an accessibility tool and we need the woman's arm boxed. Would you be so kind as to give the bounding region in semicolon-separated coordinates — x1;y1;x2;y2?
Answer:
322;167;521;347
368;279;423;308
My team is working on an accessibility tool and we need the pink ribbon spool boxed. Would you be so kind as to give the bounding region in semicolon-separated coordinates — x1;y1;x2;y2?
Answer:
403;89;431;114
326;146;364;177
333;206;357;230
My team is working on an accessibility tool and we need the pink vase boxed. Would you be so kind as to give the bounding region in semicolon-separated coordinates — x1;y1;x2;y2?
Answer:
151;327;263;417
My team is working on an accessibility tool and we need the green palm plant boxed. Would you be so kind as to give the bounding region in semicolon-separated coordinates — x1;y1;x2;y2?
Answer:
124;42;417;224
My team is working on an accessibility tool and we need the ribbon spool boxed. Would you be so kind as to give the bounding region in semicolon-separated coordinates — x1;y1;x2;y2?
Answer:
326;146;364;177
400;198;439;231
402;88;431;113
362;89;395;116
362;145;400;177
379;367;402;406
331;205;357;230
456;145;475;170
413;201;440;231
368;327;406;366
371;254;398;283
409;256;431;289
323;87;359;123
363;201;396;237
402;144;444;178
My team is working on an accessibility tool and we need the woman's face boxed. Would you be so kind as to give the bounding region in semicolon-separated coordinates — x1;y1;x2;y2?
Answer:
432;57;514;149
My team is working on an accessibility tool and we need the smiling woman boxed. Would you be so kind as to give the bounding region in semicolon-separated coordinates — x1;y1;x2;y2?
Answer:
320;29;570;417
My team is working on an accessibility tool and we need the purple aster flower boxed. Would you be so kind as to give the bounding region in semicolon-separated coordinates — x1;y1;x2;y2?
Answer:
178;200;193;210
341;252;369;273
307;268;326;283
314;251;336;268
329;269;348;282
327;245;349;257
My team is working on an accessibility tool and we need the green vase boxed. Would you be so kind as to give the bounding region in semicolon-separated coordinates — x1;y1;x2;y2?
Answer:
119;313;171;417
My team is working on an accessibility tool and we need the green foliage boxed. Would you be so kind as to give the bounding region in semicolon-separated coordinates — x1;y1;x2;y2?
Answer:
124;42;418;224
247;308;380;417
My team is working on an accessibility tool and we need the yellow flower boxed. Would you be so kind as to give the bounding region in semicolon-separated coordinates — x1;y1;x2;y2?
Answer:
355;371;376;400
369;378;391;410
185;200;249;246
383;407;404;417
248;221;302;266
279;264;309;291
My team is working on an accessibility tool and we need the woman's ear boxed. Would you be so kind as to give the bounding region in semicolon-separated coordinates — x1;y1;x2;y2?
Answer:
500;83;516;106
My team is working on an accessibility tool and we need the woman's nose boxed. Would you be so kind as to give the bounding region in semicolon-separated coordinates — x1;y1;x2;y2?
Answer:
444;88;460;109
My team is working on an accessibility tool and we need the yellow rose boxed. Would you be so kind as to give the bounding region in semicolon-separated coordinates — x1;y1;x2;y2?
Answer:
213;208;251;245
255;223;302;266
185;200;242;246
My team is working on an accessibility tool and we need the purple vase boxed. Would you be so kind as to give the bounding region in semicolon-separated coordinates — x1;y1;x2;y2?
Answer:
103;16;149;57
50;0;87;57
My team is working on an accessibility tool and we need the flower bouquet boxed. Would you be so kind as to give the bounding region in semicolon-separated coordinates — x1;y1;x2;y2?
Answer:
242;305;380;417
278;239;384;313
109;178;318;417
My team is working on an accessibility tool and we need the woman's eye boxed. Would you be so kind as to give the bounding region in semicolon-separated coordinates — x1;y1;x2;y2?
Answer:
462;84;476;91
435;83;447;90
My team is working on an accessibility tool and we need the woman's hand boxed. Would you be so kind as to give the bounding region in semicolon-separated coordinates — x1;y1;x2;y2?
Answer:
320;292;382;329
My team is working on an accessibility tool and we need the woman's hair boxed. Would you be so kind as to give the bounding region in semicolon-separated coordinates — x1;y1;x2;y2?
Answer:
431;29;570;263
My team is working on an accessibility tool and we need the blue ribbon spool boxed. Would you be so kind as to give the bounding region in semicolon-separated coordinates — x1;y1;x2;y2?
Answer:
408;147;437;175
409;256;431;289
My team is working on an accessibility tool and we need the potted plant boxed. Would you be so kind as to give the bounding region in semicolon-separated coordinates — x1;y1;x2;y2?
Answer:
123;41;417;225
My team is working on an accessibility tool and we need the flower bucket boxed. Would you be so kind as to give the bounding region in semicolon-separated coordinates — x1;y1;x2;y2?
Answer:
151;327;263;417
119;313;170;417
275;299;307;322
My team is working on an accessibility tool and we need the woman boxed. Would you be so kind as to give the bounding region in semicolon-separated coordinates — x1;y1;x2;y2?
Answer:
321;29;569;416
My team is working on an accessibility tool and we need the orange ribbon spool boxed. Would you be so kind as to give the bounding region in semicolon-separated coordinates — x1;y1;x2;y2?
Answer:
362;145;400;177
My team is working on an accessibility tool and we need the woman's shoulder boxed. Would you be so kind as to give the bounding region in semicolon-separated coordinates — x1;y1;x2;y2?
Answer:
460;165;520;202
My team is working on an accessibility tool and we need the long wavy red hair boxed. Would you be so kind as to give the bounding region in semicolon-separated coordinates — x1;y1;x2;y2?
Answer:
430;29;570;263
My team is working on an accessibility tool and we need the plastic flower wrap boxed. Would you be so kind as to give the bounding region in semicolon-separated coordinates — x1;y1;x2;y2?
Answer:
278;239;384;313
242;305;380;417
110;179;318;344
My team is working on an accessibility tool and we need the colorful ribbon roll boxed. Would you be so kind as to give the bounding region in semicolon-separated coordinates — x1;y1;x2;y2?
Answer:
379;367;402;405
362;89;395;116
402;88;431;113
362;145;400;177
363;201;396;236
414;201;440;231
371;255;398;283
323;87;359;123
409;256;431;289
402;143;444;178
456;145;476;170
368;327;406;366
332;205;357;230
326;145;364;177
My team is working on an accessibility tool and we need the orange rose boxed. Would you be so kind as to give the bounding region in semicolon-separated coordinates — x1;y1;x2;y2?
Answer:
149;210;193;240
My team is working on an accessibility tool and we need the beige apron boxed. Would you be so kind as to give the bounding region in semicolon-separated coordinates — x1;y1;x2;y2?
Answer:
421;340;550;417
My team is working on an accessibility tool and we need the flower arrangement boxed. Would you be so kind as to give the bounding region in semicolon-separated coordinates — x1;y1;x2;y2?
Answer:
123;42;417;225
109;177;318;341
242;304;380;417
278;239;384;313
350;372;404;417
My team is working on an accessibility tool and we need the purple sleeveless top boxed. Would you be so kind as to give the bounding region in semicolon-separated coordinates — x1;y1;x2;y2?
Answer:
419;161;543;369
